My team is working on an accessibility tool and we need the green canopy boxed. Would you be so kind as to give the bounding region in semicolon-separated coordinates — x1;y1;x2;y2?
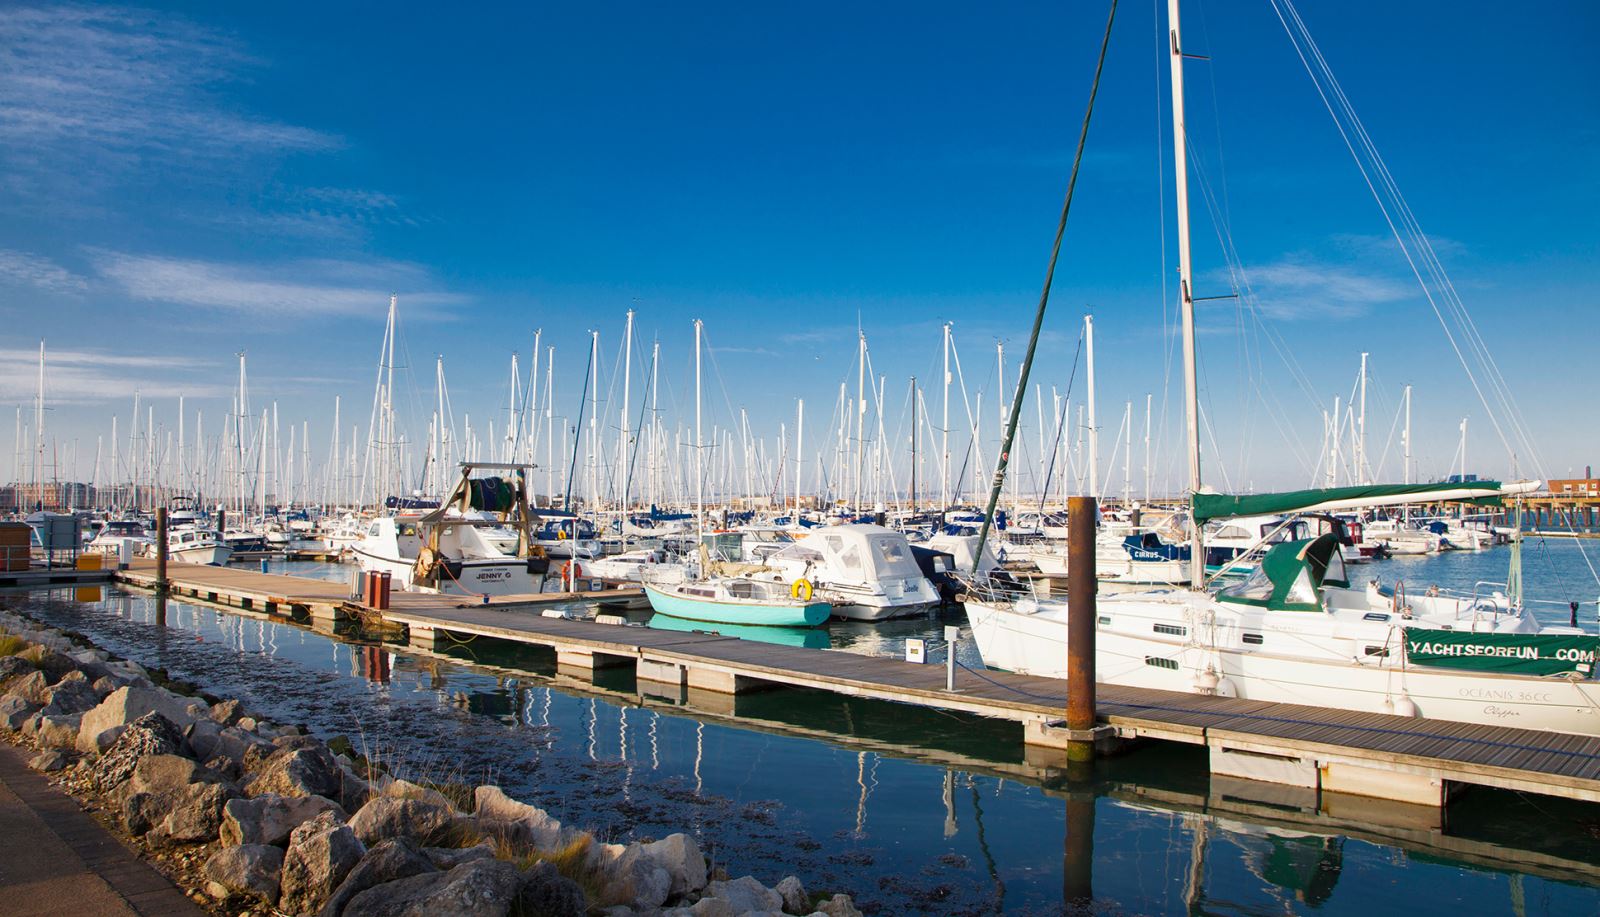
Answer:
1216;534;1346;612
1191;481;1532;524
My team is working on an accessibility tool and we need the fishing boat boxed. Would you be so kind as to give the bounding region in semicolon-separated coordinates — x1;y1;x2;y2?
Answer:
643;575;831;628
962;0;1600;736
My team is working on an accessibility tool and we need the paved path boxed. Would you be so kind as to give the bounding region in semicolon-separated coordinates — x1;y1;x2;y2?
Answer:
0;743;203;916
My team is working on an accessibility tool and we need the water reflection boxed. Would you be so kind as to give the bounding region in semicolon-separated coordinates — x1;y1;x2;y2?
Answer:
7;585;1600;915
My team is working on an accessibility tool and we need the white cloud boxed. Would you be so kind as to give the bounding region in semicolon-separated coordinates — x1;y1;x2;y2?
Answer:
1223;257;1414;320
0;5;335;196
92;250;467;318
0;249;86;293
0;345;227;404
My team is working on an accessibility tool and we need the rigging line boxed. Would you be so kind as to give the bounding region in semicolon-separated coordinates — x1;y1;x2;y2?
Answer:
561;338;594;510
973;0;1118;571
1037;326;1086;515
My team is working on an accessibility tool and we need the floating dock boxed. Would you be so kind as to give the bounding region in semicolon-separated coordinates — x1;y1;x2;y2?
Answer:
104;559;1600;811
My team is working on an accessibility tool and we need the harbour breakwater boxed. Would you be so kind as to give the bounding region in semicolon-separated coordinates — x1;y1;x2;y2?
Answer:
0;607;867;917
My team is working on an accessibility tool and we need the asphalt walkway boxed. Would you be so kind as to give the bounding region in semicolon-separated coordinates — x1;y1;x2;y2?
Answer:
0;742;203;916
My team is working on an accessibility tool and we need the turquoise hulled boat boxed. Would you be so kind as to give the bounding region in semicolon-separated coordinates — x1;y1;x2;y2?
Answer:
642;576;831;628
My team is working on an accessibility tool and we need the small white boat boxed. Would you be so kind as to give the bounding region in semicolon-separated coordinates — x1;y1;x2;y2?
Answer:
753;524;941;621
167;526;232;565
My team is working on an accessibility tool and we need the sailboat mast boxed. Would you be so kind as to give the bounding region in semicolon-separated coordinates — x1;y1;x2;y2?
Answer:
795;398;803;518
1357;351;1369;484
1085;314;1098;497
941;322;951;510
1169;0;1205;588
694;319;704;542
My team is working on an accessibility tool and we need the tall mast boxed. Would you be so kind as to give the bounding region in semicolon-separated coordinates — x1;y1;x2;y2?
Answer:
1144;392;1153;501
620;309;634;515
34;341;44;511
795;399;804;519
941;322;951;510
694;319;704;543
1169;0;1205;588
1402;385;1412;484
855;331;866;510
1085;314;1098;497
909;377;918;512
1357;352;1369;484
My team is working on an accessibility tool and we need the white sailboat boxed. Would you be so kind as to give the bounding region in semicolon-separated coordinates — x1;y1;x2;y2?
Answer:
963;0;1599;736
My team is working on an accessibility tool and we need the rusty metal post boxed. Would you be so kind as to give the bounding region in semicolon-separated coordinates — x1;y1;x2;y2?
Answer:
1062;790;1095;907
1066;495;1097;760
155;506;170;594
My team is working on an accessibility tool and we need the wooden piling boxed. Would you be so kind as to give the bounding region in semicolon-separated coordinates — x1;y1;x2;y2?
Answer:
1066;495;1097;761
154;506;169;593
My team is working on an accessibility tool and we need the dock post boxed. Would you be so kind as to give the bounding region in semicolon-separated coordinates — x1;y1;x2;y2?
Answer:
155;506;170;594
1066;495;1097;762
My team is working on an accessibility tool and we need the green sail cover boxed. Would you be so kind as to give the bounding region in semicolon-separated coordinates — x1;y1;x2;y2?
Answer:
1403;629;1599;676
1192;482;1509;524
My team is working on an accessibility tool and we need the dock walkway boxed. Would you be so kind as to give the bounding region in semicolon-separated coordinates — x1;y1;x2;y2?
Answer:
110;559;1600;809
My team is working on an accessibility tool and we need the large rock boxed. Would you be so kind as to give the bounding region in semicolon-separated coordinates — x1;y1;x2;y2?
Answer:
377;777;456;812
319;837;438;917
29;749;68;772
90;712;185;791
222;794;347;847
341;859;527;917
7;670;51;706
211;698;244;726
606;845;671;911
814;894;862;917
422;842;495;871
347;797;460;847
0;654;36;685
280;810;366;916
252;744;367;810
119;754;240;844
642;833;708;897
41;670;98;716
472;785;564;849
77;685;195;754
516;861;586;917
26;647;78;683
205;843;285;906
775;876;807;915
35;713;82;750
0;694;38;729
704;876;783;915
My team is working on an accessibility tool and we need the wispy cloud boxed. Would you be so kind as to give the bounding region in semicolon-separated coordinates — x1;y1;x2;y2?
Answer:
0;249;86;294
1218;256;1414;320
92;250;467;319
0;345;227;404
0;4;335;205
216;185;421;242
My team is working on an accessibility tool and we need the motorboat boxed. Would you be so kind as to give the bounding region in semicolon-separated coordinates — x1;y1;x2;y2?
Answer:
643;574;831;628
752;524;941;621
166;525;232;565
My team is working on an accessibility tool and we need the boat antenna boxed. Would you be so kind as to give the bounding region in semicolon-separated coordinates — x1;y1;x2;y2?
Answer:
971;0;1119;572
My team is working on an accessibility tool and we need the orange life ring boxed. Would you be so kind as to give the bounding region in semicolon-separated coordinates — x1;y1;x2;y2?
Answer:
562;560;584;581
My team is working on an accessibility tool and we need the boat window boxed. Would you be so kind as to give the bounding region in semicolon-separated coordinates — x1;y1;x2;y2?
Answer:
368;524;381;538
1285;569;1317;606
398;523;419;537
1216;525;1251;541
1242;633;1264;645
1322;548;1348;586
825;536;844;554
874;539;907;564
1219;566;1274;602
1153;623;1186;637
840;546;862;570
1145;656;1179;670
1097;615;1111;625
1364;645;1389;657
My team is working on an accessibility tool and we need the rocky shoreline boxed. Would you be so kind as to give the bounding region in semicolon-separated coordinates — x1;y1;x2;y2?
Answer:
0;607;865;917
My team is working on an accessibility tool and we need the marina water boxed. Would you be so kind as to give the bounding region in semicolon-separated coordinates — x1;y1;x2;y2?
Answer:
5;539;1599;915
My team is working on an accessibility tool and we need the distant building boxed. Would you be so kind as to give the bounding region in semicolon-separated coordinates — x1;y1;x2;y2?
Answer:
1548;479;1600;497
0;482;96;513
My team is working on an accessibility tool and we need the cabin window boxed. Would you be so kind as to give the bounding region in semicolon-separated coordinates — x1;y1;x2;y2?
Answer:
399;524;419;537
1216;525;1251;541
368;525;381;538
1362;612;1390;623
874;539;907;564
1285;570;1317;606
1364;646;1390;657
1242;633;1263;645
1153;623;1186;637
1097;615;1111;625
1219;567;1274;602
1145;656;1179;670
825;536;844;553
840;547;862;570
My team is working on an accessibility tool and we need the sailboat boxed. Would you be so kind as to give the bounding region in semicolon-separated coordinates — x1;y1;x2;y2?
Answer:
962;0;1600;736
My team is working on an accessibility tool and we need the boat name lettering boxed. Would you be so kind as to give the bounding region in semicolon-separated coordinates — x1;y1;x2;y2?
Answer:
1407;640;1593;663
1457;687;1552;702
1482;705;1521;719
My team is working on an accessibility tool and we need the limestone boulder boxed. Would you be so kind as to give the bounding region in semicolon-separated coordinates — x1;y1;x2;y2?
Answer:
8;670;50;706
222;793;347;847
472;785;564;849
704;877;783;915
340;859;527;917
347;797;460;847
29;749;68;772
0;653;34;684
516;861;587;917
814;894;862;917
280;810;366;916
205;843;285;906
77;685;195;754
0;694;38;729
119;753;240;843
210;698;244;726
642;833;708;896
90;712;184;791
251;744;367;810
377;777;456;812
35;713;82;750
42;671;99;716
775;876;807;915
318;837;438;917
422;841;495;871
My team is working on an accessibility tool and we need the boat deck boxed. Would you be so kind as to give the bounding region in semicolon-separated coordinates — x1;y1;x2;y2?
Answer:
106;559;1600;807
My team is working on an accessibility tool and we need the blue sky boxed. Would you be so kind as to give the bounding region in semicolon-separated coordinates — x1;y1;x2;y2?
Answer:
0;0;1595;494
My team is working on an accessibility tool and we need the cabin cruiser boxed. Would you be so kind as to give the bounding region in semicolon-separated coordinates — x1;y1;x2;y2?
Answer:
353;464;550;596
751;524;941;621
532;513;603;560
86;519;152;555
166;525;232;565
585;548;689;585
1363;518;1445;555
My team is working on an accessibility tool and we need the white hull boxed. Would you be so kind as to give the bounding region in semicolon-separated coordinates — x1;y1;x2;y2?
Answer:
173;545;232;565
966;599;1600;736
353;548;537;596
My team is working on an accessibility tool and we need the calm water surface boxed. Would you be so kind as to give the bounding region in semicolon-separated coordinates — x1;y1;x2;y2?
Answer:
6;540;1597;915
